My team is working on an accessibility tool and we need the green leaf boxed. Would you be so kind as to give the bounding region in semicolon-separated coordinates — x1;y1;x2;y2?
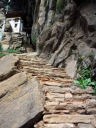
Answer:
74;80;80;85
90;82;96;86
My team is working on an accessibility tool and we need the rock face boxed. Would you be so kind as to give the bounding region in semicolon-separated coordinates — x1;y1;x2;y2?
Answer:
9;33;26;52
0;55;19;81
65;55;77;78
0;72;27;98
0;77;44;128
32;0;96;78
32;0;57;39
0;55;44;128
0;53;96;128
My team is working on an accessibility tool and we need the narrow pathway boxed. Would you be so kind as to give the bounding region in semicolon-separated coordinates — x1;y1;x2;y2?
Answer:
18;53;96;128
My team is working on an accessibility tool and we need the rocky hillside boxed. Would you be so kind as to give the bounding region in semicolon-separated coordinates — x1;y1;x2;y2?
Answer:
0;1;96;128
32;0;96;77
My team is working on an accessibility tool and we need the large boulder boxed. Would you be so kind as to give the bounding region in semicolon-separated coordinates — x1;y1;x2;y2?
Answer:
0;72;27;98
0;55;19;81
0;77;44;128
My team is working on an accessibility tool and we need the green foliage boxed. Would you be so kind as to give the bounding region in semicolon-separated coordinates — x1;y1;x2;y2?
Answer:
6;49;21;54
0;43;21;58
79;67;91;79
75;54;96;94
74;67;96;94
74;78;96;89
56;0;64;13
0;53;6;58
0;43;3;52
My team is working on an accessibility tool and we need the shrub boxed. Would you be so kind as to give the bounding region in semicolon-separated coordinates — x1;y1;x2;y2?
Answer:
74;67;96;94
0;48;21;58
6;49;21;54
74;69;96;92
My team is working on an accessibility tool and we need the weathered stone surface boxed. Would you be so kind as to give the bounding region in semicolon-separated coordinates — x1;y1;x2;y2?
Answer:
0;77;44;128
44;114;95;123
78;123;94;128
0;55;19;81
81;3;96;28
32;0;56;38
44;123;75;128
9;33;26;52
15;54;96;128
64;92;73;99
86;108;96;114
65;55;77;78
0;72;27;98
33;0;96;78
86;99;96;108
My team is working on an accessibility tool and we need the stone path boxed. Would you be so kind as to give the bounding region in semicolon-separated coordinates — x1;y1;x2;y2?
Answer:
0;54;44;128
17;53;96;128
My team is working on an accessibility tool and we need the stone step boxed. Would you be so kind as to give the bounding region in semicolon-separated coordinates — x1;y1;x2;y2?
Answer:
43;114;95;124
16;54;96;128
43;123;75;128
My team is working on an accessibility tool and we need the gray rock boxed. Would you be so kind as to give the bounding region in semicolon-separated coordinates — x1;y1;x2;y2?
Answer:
9;33;26;52
0;72;27;98
0;77;44;128
81;3;96;28
0;55;19;81
65;55;77;78
33;0;96;71
44;123;75;128
78;123;94;128
77;42;92;57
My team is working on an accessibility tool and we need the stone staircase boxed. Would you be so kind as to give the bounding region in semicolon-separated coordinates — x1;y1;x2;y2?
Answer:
17;53;96;128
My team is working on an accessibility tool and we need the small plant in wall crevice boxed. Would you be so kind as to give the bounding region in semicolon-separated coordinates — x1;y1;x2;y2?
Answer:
74;56;96;94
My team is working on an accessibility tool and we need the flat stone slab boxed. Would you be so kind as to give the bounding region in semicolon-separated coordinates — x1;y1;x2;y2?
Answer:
0;55;19;81
0;72;27;98
0;77;44;128
44;123;75;128
44;114;95;124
